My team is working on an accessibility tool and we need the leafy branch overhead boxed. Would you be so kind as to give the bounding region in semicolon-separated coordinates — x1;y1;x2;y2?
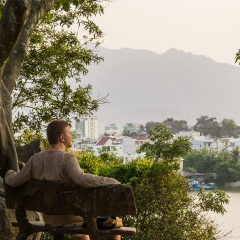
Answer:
2;0;110;134
0;0;110;175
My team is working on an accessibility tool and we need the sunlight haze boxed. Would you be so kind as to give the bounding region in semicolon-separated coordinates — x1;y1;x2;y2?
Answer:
94;0;240;65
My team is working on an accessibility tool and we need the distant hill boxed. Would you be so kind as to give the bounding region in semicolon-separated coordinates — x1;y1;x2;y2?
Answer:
71;47;240;132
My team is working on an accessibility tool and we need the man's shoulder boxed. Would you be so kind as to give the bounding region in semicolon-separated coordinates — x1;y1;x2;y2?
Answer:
30;151;75;160
62;151;77;160
63;151;75;156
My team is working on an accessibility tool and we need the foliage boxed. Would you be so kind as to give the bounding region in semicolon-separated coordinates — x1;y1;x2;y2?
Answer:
77;152;105;175
138;124;192;163
132;125;229;239
8;1;108;135
74;126;229;240
231;146;240;162
235;49;240;64
193;116;221;138
127;167;228;240
214;163;233;187
76;152;230;240
41;232;73;240
184;147;240;186
184;149;218;173
145;121;161;134
14;129;45;146
193;116;240;138
77;151;123;176
162;118;188;134
37;124;230;240
221;119;240;138
146;116;240;138
197;189;229;214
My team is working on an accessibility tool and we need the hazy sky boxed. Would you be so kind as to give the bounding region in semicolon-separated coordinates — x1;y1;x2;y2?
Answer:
94;0;240;66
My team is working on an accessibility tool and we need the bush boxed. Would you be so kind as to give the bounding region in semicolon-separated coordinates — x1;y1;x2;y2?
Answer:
41;125;229;240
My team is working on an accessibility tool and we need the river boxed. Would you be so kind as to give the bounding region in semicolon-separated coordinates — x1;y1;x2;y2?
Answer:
207;191;240;239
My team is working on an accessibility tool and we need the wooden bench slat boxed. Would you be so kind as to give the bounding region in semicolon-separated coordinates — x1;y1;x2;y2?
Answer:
102;227;137;235
11;221;136;235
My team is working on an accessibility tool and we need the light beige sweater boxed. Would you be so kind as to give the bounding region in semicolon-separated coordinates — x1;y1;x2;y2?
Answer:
5;150;120;226
5;150;120;187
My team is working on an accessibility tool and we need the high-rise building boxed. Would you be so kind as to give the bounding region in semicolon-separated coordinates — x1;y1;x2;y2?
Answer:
75;116;98;141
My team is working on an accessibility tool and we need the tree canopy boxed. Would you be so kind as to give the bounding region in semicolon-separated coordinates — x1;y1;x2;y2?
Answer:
0;0;109;177
193;116;221;138
138;124;192;162
193;116;240;138
184;147;240;186
12;6;106;136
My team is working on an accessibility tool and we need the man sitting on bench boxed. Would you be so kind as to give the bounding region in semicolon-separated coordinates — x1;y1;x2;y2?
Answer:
5;119;121;240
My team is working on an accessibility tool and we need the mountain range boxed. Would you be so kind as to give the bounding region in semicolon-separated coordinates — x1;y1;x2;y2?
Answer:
70;47;240;132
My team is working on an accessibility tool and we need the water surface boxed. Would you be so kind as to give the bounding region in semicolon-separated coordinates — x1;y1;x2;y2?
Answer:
209;191;240;239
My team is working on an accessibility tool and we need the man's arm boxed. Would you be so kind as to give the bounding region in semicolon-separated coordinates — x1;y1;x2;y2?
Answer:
4;159;32;187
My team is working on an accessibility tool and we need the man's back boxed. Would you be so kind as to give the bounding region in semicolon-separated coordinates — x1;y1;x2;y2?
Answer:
5;150;120;188
29;150;72;182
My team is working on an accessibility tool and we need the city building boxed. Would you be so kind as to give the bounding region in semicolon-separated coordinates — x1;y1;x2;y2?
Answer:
73;130;82;149
74;116;98;146
123;136;149;163
177;131;235;152
123;123;142;135
104;123;120;135
93;136;123;157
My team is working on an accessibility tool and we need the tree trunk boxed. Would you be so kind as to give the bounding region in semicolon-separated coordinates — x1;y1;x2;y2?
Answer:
0;73;20;176
0;0;30;177
0;0;58;178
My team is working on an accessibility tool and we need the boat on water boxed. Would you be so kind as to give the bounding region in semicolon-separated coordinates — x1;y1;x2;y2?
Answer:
189;181;216;191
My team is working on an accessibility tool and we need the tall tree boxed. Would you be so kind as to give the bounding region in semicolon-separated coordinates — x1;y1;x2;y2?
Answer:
162;118;188;134
138;124;192;163
231;146;240;163
193;115;221;138
0;0;108;178
145;121;161;134
221;118;240;138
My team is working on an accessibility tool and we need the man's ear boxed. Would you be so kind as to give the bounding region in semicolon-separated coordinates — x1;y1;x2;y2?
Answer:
60;134;65;142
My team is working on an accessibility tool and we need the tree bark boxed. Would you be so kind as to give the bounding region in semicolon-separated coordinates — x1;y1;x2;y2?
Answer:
0;0;57;177
3;0;59;93
0;0;30;177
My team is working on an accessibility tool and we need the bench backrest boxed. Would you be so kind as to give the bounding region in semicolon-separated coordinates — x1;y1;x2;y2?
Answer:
4;180;136;239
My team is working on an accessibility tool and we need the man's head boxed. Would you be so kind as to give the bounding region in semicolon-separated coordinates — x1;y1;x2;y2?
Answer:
47;120;72;148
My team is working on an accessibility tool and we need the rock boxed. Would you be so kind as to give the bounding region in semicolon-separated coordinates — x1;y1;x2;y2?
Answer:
0;182;42;240
16;139;45;164
0;139;44;239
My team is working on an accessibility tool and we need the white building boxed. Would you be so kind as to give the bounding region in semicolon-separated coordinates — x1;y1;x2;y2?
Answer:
93;137;123;157
80;135;148;162
75;116;98;142
122;136;149;163
73;130;82;149
177;131;235;152
225;138;240;151
177;131;214;151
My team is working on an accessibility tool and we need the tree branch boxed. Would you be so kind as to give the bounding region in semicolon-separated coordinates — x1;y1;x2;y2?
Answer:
0;0;30;77
2;0;58;93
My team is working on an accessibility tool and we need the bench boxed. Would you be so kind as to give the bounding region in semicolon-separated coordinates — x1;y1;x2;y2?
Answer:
4;179;137;240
